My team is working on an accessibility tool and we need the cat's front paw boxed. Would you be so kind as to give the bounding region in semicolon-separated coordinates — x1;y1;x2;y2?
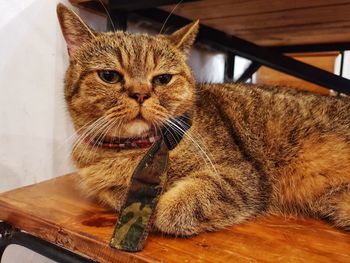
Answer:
153;179;213;236
153;198;202;236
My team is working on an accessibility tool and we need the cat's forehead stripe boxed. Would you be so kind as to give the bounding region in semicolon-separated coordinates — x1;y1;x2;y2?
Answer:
78;33;181;74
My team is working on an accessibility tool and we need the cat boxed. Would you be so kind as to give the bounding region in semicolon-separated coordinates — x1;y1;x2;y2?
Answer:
57;3;350;236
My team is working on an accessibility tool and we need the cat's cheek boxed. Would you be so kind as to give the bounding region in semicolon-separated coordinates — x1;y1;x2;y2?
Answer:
158;86;194;116
141;100;168;123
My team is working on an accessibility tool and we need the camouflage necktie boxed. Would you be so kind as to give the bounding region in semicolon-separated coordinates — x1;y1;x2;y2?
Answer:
110;114;191;252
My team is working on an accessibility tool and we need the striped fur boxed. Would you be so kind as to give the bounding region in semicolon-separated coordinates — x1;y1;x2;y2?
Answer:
57;4;350;236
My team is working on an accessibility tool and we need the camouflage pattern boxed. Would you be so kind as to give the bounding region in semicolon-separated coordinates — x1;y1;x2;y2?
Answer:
110;139;169;252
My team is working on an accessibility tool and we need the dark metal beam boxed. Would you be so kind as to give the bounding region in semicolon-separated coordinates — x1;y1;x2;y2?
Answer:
107;0;197;31
107;9;128;31
270;42;350;53
109;0;198;11
107;1;128;31
236;62;261;83
340;51;345;77
134;8;350;94
225;53;235;82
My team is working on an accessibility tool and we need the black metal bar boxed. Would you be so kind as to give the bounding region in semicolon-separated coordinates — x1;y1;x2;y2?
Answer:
107;1;128;31
107;0;198;31
225;53;235;82
236;62;261;83
340;51;345;77
0;223;11;260
108;9;128;31
0;222;95;263
270;42;350;54
133;8;350;94
109;0;198;11
0;222;15;260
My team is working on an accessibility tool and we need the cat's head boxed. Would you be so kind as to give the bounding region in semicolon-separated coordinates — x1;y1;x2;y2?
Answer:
57;4;198;139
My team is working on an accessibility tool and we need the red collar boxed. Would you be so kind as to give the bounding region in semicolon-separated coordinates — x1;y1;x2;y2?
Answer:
85;134;162;149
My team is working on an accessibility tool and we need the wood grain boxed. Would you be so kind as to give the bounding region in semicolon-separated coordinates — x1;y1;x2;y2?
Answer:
0;174;349;262
70;0;350;46
162;0;350;46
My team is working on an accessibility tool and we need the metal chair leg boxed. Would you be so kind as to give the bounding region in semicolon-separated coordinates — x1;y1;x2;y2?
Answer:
0;221;95;263
0;222;15;262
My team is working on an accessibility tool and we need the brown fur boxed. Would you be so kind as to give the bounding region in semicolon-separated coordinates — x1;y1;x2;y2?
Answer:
57;4;350;236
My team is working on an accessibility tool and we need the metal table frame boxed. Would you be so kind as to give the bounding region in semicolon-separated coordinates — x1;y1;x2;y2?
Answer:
0;222;95;263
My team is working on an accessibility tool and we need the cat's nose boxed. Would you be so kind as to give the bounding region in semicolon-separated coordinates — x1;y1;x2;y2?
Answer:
128;92;150;104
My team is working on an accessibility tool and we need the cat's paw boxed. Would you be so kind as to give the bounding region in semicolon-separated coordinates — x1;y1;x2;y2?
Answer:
153;178;213;236
97;187;126;213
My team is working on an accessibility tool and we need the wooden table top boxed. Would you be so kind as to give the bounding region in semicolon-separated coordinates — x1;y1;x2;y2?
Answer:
70;0;350;46
0;174;349;262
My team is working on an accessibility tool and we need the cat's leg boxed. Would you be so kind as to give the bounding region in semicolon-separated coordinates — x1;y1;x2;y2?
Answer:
97;186;127;212
312;184;350;231
153;165;270;236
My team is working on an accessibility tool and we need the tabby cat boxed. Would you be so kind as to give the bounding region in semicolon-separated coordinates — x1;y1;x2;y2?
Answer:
57;3;350;236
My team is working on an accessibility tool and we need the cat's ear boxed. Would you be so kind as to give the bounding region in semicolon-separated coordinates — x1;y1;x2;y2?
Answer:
57;3;95;55
168;20;199;54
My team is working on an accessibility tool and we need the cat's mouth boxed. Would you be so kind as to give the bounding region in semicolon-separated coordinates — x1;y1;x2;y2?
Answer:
98;116;162;141
82;119;161;149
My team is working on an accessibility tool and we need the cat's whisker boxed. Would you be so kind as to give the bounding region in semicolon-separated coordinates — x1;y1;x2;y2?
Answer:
112;118;124;142
175;117;219;169
159;0;184;34
73;117;111;162
83;122;111;163
82;117;116;153
98;118;120;146
166;119;220;182
90;118;126;175
72;116;108;152
97;0;116;32
173;117;217;165
152;122;160;138
162;120;203;167
53;118;98;156
80;120;114;163
72;117;107;158
117;119;124;141
84;118;119;164
162;122;182;150
74;116;107;143
50;119;102;170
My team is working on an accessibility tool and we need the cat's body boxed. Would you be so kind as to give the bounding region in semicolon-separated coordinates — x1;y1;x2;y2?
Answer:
57;4;350;236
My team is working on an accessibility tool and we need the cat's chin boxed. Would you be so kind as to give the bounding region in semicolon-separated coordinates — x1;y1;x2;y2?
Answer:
118;119;152;138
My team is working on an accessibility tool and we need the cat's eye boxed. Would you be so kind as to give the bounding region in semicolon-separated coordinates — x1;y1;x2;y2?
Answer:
152;74;173;86
98;70;123;84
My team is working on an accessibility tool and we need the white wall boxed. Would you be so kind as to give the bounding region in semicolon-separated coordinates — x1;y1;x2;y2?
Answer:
1;0;68;193
0;0;105;262
0;0;110;194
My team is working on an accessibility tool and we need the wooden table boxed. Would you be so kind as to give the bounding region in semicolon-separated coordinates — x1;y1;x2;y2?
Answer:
0;174;349;262
71;0;350;47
